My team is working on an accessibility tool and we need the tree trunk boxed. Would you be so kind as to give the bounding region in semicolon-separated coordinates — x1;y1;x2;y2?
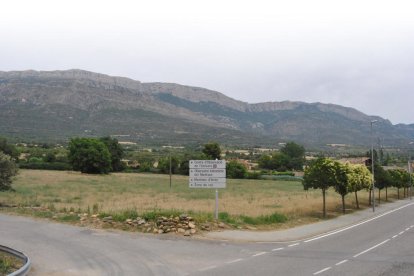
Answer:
322;188;326;218
355;191;359;209
378;189;381;204
368;188;372;206
385;187;388;201
342;195;345;214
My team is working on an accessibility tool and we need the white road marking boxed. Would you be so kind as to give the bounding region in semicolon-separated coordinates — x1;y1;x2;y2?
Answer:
353;239;390;258
252;252;267;257
305;203;414;243
272;247;284;251
198;265;217;271
392;235;398;239
335;260;348;266
313;267;332;275
226;258;243;264
288;243;300;247
406;227;410;231
399;231;404;235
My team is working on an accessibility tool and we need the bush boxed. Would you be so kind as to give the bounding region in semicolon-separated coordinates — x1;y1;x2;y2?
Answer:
246;171;261;179
227;160;247;179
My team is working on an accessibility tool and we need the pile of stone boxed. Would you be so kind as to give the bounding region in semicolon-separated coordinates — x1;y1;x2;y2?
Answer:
153;214;196;236
80;213;203;237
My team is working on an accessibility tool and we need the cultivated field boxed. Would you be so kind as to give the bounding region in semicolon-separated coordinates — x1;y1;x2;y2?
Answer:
0;170;403;227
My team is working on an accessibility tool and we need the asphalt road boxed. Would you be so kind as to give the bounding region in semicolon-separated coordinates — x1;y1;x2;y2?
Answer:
1;200;414;276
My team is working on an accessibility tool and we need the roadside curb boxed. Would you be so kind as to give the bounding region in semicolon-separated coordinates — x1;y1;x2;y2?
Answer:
202;199;414;243
0;245;31;276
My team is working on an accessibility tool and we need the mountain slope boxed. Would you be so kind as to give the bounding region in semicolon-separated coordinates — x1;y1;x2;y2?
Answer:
0;69;412;147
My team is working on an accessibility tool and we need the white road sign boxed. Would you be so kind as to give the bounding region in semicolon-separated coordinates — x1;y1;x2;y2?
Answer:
189;177;226;188
189;168;226;178
189;160;226;169
189;160;226;188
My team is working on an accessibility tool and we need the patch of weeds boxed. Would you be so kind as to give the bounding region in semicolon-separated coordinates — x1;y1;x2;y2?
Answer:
142;209;182;221
218;212;237;224
240;212;288;225
0;252;23;275
33;210;55;219
58;214;79;222
92;203;99;213
47;203;56;212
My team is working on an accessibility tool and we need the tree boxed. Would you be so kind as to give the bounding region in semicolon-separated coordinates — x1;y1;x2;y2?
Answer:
202;142;221;160
100;137;125;172
157;156;179;174
373;164;392;203
258;154;272;170
347;164;372;209
280;142;305;170
0;152;18;191
270;152;290;171
227;160;247;179
303;157;336;217
333;162;349;214
68;138;112;174
0;137;18;160
389;169;410;199
178;153;206;175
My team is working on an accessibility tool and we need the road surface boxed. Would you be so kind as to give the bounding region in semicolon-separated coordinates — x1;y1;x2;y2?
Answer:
1;200;414;275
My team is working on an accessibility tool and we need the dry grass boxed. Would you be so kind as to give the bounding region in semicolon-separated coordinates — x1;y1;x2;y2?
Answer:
0;170;404;224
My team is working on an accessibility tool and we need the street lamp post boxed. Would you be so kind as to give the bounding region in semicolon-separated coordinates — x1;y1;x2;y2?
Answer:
371;120;378;212
409;158;412;201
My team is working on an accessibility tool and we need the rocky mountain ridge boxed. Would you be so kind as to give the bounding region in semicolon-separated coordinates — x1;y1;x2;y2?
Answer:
0;69;412;147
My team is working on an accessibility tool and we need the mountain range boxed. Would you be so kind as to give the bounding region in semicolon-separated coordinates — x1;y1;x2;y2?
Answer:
1;69;413;148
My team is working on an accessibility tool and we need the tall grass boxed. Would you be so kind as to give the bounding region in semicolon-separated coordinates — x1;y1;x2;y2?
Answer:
0;170;403;227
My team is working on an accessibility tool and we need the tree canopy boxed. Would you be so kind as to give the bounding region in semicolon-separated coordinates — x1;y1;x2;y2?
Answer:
0;152;18;191
68;138;112;174
259;141;305;171
202;142;221;160
280;142;305;170
100;136;125;172
347;164;372;209
0;137;18;160
303;157;337;217
226;160;247;179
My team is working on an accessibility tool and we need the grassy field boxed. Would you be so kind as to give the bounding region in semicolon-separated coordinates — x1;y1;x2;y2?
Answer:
0;170;404;228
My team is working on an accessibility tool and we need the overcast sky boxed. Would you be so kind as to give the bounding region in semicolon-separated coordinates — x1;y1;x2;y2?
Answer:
1;0;414;124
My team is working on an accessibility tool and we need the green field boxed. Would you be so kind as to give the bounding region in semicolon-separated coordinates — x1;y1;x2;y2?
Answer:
0;170;404;228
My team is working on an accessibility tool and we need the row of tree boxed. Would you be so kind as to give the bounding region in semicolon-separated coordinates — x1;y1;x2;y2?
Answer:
303;157;412;217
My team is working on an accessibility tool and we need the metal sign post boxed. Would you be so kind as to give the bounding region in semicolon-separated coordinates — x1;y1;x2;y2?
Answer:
189;160;226;220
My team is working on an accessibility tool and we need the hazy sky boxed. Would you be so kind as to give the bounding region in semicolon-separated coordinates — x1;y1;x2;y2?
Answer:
1;0;414;124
